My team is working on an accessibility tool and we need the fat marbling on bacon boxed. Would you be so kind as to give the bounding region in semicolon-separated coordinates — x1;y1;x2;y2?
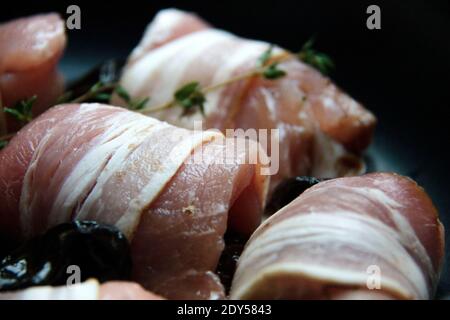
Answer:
0;103;269;300
0;13;66;133
230;173;445;299
114;8;377;192
0;280;163;300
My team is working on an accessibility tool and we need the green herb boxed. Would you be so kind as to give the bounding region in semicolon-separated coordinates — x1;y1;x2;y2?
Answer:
174;82;206;116
56;91;74;104
139;37;335;117
131;97;150;110
94;93;112;102
0;140;8;150
297;37;334;75
3;95;37;124
89;81;105;94
58;81;148;111
263;63;286;79
69;81;114;104
258;45;274;67
114;85;150;110
257;45;287;80
115;85;131;103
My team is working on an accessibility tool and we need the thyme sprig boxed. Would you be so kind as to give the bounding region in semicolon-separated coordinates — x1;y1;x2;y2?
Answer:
62;81;150;111
0;96;37;149
0;36;334;149
140;47;289;116
140;36;332;116
69;81;117;104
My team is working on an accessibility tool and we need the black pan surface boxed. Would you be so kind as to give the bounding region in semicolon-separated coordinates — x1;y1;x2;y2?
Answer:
1;0;449;297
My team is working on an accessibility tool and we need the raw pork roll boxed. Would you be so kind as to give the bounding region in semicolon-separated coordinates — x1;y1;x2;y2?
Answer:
115;9;377;192
0;279;163;300
230;173;444;300
0;103;269;299
0;13;67;133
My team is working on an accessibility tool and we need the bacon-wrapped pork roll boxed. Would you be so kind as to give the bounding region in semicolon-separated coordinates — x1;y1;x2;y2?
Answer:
0;103;269;299
231;173;444;300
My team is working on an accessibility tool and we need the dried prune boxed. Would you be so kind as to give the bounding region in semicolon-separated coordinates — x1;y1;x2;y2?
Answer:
265;176;322;216
0;221;131;291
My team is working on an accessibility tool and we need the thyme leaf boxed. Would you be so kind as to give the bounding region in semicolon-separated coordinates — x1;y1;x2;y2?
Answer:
94;93;112;102
258;45;287;80
174;82;206;116
131;97;150;111
56;91;73;104
258;45;274;67
262;63;286;79
3;95;37;124
115;85;131;103
89;81;105;94
0;140;8;150
297;37;334;75
114;86;150;110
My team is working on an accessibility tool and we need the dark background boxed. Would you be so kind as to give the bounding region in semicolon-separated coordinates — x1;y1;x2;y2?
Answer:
1;0;450;297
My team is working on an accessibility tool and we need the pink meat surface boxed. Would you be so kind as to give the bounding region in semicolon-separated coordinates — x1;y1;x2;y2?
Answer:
0;13;66;133
231;173;445;300
0;103;269;299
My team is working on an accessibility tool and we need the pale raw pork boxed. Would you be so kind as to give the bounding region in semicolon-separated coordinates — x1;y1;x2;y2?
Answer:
115;9;377;192
231;173;444;300
0;103;269;299
0;13;66;133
